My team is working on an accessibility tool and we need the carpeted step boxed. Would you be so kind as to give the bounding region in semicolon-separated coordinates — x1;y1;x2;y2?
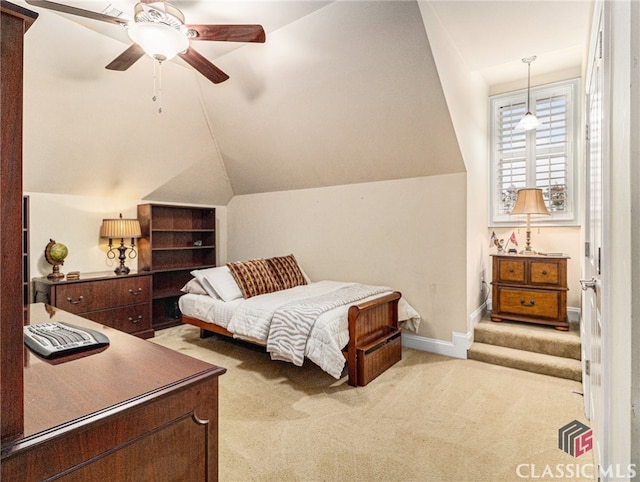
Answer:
474;319;580;360
468;342;582;381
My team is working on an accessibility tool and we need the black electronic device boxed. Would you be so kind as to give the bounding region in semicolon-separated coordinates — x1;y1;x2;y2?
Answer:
24;322;109;359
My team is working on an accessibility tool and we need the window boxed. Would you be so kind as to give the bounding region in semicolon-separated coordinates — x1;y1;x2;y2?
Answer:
489;79;580;226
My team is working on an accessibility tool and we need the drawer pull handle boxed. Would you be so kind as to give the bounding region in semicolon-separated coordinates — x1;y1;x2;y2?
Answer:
66;296;84;305
542;270;548;275
128;315;142;323
508;268;515;273
520;299;535;307
128;288;143;297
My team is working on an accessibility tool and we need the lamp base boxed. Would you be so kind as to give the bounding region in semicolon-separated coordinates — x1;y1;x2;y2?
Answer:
519;227;536;255
114;264;131;276
114;243;131;275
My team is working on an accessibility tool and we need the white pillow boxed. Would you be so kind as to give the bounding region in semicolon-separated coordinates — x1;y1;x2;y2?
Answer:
180;278;210;296
191;266;243;302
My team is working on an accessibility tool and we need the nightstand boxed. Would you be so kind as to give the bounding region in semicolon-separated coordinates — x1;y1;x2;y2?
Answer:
33;272;153;338
490;254;570;331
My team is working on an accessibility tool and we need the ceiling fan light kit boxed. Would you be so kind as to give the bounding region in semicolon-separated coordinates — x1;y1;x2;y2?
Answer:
127;22;189;62
25;0;266;110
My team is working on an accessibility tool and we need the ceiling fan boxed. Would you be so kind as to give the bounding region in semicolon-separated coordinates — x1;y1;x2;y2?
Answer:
25;0;266;84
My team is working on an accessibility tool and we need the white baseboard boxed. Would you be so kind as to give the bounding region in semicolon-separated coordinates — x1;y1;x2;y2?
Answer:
568;307;581;323
402;331;471;360
468;302;486;332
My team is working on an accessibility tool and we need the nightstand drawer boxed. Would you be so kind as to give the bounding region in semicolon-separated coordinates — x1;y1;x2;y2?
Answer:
497;287;560;319
496;259;526;283
54;276;151;314
530;261;560;286
84;305;152;335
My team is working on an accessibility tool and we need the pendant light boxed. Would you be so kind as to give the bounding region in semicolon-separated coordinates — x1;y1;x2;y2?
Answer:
516;56;542;131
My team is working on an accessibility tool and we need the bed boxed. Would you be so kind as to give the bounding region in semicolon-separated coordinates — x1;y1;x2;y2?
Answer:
178;255;421;386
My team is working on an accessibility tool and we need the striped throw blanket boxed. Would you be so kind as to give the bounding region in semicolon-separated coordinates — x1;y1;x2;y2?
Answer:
266;283;388;366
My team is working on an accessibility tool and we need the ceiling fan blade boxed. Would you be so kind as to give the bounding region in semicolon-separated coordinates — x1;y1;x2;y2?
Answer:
178;49;229;84
25;0;128;26
185;24;265;43
105;44;145;71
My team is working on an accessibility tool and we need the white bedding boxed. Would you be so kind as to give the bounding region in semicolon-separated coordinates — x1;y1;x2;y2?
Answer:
178;280;420;379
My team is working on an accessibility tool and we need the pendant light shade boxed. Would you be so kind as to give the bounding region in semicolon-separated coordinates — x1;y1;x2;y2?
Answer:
515;56;542;131
516;112;542;131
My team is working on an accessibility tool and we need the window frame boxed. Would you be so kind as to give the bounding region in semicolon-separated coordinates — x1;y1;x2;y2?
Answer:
488;78;581;227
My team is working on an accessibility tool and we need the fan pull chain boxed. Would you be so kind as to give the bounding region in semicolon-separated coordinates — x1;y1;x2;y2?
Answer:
152;57;163;114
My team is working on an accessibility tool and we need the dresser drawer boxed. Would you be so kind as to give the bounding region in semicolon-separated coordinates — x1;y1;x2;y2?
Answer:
496;259;526;283
53;276;151;314
497;287;560;319
84;304;152;335
529;261;560;286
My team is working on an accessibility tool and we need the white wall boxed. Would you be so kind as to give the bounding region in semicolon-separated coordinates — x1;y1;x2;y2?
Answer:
419;1;490;330
27;193;142;279
227;174;468;343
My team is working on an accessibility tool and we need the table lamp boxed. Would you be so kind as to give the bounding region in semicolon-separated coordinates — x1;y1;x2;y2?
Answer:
100;214;142;275
510;188;550;254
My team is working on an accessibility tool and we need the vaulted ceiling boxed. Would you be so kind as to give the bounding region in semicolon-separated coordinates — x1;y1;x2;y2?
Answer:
17;0;592;205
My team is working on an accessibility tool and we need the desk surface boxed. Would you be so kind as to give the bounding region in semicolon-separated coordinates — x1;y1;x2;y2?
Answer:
12;303;225;448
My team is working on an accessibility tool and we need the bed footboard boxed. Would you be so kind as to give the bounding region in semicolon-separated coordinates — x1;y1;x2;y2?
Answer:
344;291;402;386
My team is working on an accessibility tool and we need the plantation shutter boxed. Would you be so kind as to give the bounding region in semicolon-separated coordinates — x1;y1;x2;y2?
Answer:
496;101;528;215
490;79;577;225
534;94;569;212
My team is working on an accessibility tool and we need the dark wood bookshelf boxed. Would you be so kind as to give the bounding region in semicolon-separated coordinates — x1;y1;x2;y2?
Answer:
137;204;216;331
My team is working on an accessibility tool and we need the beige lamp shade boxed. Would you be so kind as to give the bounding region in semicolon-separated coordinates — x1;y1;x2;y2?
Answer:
100;214;141;275
100;215;142;239
510;188;549;254
510;188;550;216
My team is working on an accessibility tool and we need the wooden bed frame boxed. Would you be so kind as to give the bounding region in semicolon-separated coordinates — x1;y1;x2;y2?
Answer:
181;291;402;387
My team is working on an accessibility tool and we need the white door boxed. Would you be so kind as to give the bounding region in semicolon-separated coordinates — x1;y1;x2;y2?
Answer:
582;7;605;467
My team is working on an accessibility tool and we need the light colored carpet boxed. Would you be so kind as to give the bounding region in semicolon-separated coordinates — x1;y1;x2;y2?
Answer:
151;324;595;482
468;318;582;381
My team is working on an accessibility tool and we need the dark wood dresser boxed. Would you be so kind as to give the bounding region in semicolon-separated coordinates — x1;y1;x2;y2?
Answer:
1;303;226;481
33;272;154;339
491;253;570;330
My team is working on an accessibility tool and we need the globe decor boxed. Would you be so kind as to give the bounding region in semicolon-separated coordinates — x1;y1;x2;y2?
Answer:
45;239;68;280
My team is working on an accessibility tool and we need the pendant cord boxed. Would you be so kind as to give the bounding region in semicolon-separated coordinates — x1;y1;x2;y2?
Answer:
521;55;536;114
152;57;163;114
527;62;531;112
